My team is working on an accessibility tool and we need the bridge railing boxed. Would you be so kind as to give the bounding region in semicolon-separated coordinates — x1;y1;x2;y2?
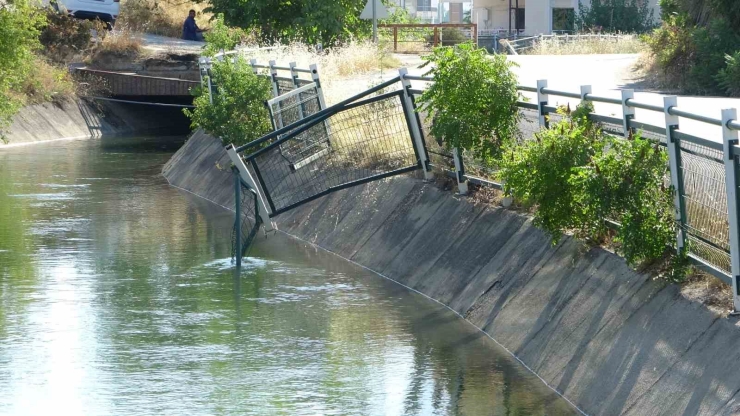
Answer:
405;74;740;311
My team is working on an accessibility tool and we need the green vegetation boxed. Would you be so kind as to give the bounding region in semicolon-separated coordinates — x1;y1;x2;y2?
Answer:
576;0;656;33
645;0;740;95
203;0;372;46
0;0;46;132
499;105;675;268
184;57;272;147
202;14;250;57
417;43;520;163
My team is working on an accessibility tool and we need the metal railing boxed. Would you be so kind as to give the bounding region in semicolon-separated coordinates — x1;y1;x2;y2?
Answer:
404;73;740;310
378;23;477;53
502;33;636;55
198;55;326;108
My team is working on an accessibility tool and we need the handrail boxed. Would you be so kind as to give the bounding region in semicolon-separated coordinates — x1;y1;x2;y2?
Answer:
668;107;723;127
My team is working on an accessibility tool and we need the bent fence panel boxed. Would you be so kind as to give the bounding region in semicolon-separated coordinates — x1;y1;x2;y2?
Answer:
245;90;420;215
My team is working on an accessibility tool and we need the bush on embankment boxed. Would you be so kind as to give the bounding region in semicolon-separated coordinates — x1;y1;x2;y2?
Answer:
0;1;78;140
644;0;740;96
499;105;677;271
417;43;683;278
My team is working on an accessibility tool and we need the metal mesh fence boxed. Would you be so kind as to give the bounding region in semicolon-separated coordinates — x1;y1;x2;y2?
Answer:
231;178;262;260
275;78;297;95
679;141;731;272
268;85;328;168
248;91;418;213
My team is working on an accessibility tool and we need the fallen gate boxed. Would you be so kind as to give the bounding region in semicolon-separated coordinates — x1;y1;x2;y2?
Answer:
226;69;433;264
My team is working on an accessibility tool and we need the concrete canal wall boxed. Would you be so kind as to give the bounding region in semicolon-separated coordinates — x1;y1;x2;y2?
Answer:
164;131;740;416
2;98;190;147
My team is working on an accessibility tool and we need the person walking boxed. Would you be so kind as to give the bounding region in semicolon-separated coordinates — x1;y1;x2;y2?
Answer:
182;10;205;41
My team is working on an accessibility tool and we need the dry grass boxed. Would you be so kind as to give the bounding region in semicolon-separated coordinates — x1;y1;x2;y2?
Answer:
14;56;76;105
523;36;646;55
244;41;402;105
681;270;734;315
117;0;211;38
86;28;145;65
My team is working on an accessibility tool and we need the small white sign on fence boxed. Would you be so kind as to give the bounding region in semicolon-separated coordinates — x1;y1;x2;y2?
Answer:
360;0;388;19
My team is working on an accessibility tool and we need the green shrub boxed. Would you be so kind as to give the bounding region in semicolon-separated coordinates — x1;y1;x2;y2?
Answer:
184;57;272;147
575;133;674;265
500;105;602;244
576;0;656;33
0;0;46;133
501;105;675;266
203;14;250;57
417;42;520;163
717;51;740;96
646;0;740;96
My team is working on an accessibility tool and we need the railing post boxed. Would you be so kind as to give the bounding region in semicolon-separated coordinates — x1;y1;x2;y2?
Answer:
473;23;478;45
722;108;740;313
537;79;549;128
580;85;592;103
249;58;259;76
233;168;242;267
434;27;439;47
289;61;305;119
309;64;327;110
226;145;275;232
664;96;687;253
452;148;468;195
268;60;279;97
621;89;635;137
399;68;433;181
394;26;398;52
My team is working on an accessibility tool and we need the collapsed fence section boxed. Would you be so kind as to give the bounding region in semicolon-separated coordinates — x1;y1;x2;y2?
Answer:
226;73;433;258
404;72;740;311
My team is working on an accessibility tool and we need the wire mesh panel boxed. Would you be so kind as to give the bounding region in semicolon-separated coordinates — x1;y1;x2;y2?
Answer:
275;78;297;95
267;83;329;171
678;140;731;272
248;91;419;214
232;178;262;260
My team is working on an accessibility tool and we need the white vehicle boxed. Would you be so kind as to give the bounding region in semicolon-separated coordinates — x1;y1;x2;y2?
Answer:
55;0;120;27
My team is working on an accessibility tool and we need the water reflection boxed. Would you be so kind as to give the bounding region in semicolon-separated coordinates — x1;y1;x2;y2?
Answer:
0;137;577;415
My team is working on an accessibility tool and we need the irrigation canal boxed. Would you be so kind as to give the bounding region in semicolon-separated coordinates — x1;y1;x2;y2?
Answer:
0;137;578;415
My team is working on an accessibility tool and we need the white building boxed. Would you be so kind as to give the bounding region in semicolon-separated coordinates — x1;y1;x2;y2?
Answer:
471;0;660;36
390;0;473;24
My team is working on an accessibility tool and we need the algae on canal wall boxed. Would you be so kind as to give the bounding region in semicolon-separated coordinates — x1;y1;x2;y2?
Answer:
163;130;740;416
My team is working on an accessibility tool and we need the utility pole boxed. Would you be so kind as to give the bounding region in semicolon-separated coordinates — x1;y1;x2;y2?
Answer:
372;0;377;43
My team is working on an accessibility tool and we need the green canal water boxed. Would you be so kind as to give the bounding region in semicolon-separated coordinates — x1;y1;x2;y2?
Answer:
0;137;578;415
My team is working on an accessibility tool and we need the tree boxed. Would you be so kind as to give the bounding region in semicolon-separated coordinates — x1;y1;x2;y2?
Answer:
417;43;520;163
576;0;655;33
203;0;373;46
0;0;46;133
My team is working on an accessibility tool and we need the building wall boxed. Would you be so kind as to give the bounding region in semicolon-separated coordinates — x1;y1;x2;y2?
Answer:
473;0;660;35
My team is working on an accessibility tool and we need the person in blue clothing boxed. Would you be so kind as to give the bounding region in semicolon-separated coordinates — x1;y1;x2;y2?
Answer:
182;10;205;41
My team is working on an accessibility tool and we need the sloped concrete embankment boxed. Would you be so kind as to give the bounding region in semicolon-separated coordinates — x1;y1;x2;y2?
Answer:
163;130;740;416
2;97;190;147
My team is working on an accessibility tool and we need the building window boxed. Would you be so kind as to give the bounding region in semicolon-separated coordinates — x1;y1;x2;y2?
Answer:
516;8;525;30
552;8;575;32
418;0;432;12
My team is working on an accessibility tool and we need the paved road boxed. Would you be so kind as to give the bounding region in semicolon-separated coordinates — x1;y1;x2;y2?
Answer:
139;33;205;55
132;33;740;143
